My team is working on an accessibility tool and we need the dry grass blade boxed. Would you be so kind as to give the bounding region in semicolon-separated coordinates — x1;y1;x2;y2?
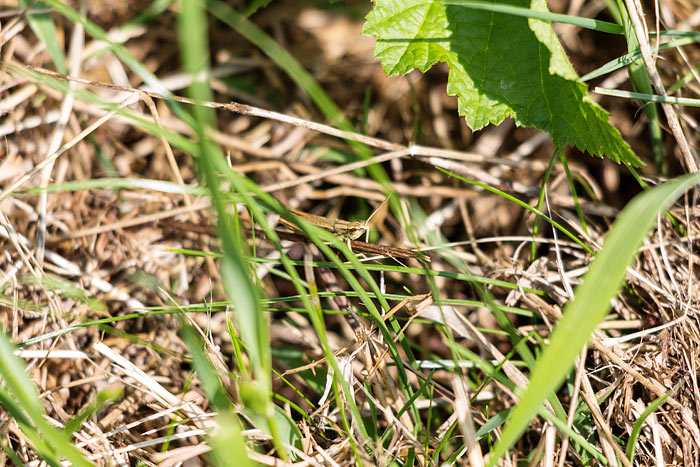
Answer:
1;1;699;465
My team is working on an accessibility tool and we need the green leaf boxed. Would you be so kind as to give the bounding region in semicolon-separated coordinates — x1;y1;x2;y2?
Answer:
363;0;641;166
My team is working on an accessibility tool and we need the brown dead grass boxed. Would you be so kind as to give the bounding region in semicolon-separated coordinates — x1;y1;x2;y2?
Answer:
1;0;700;465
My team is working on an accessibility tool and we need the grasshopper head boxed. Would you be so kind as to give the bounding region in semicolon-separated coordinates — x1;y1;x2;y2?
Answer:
345;221;368;241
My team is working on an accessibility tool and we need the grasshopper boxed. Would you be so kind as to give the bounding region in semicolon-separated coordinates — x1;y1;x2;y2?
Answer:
280;198;389;247
285;209;369;241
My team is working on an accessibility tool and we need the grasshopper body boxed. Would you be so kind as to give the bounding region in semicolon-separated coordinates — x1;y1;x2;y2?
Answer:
283;208;368;241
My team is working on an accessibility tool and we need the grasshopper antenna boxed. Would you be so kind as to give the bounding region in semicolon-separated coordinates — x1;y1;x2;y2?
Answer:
364;194;391;243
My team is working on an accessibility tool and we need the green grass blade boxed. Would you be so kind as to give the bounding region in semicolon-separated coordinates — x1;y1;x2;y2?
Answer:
595;87;700;106
625;383;680;461
443;0;624;33
531;149;559;261
180;322;255;467
668;62;700;93
409;200;568;423
488;173;700;465
437;166;594;254
21;178;208;196
19;1;67;74
222;172;408;443
206;0;397;199
7;62;199;155
559;150;589;235
578;33;699;82
177;0;285;460
39;0;168;95
617;0;664;173
207;0;354;133
0;332;91;466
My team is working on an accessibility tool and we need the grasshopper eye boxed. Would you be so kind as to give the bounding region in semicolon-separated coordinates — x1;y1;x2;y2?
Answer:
347;222;367;240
